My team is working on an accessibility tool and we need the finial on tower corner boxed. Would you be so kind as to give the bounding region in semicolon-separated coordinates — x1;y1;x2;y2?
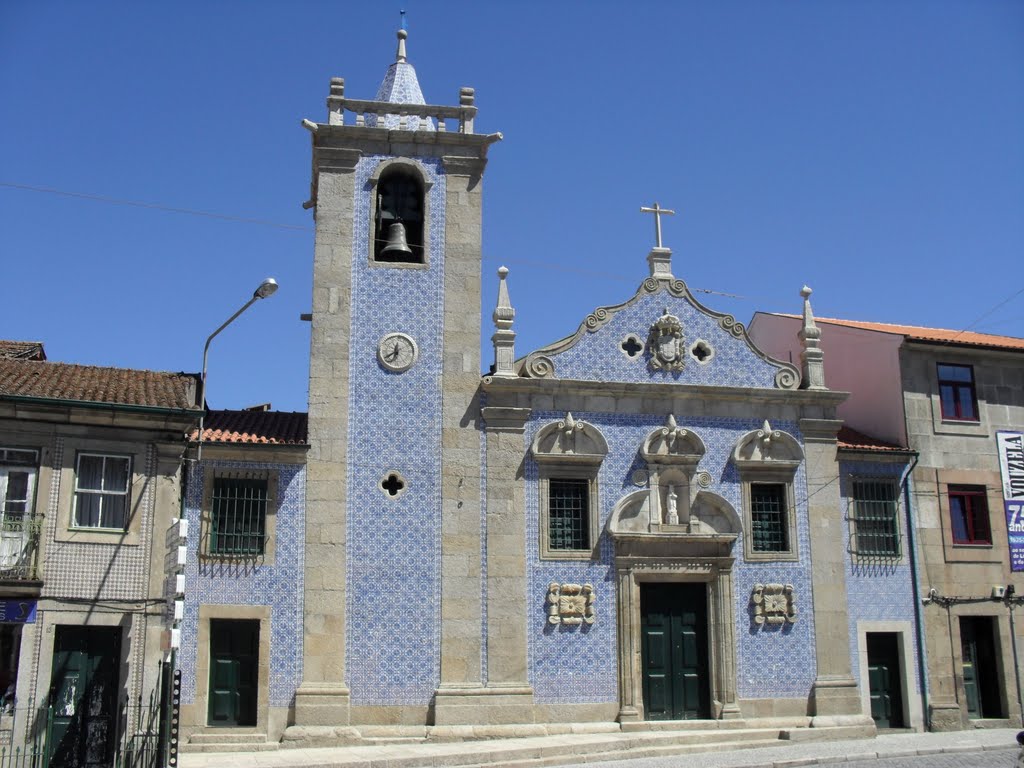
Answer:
492;266;517;377
396;11;408;63
798;284;827;390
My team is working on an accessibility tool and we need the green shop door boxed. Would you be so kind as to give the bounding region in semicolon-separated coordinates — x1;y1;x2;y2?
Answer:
208;619;259;726
49;626;121;768
960;616;1003;719
866;633;904;728
640;582;710;720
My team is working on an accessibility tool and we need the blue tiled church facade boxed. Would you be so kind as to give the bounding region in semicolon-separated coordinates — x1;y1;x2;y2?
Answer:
175;29;929;743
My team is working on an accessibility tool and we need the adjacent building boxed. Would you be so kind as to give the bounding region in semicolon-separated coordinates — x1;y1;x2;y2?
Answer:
0;344;200;763
750;314;1024;731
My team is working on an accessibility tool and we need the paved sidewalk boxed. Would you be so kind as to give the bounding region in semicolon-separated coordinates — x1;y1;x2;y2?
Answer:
179;727;1021;768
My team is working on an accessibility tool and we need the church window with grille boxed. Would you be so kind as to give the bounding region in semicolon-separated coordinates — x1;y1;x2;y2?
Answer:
548;478;590;551
750;483;788;553
208;477;268;556
851;478;901;558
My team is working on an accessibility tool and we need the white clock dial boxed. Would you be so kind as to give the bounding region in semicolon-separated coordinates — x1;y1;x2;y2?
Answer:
377;333;418;372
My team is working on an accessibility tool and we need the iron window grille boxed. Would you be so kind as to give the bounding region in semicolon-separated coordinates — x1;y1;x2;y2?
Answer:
849;478;902;560
949;485;991;545
937;363;979;421
206;477;268;557
548;478;590;551
73;453;131;530
750;483;788;552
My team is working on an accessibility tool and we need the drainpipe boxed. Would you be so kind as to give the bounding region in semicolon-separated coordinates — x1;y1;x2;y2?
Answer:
900;453;932;730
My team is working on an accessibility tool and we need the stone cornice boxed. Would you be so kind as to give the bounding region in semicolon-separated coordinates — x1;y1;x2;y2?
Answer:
311;123;502;155
798;418;845;441
481;375;848;409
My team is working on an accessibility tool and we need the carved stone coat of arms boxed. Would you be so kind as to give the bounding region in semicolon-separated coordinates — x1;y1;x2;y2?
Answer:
647;308;685;372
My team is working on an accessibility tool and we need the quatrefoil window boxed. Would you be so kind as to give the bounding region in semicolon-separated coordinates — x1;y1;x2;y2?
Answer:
380;471;408;499
620;334;644;359
690;339;714;365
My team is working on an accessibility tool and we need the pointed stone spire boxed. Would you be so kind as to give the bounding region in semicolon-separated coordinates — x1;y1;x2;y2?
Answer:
372;20;435;131
491;267;517;377
798;286;826;390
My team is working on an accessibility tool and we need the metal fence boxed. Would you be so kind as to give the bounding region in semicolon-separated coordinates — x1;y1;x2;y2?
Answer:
0;682;173;768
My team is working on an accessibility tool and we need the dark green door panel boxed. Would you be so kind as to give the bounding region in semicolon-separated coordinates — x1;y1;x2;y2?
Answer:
208;619;259;726
641;583;709;720
960;617;1003;719
49;626;120;768
866;633;903;728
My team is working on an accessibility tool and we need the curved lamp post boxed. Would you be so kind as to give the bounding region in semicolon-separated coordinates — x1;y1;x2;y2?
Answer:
196;278;278;459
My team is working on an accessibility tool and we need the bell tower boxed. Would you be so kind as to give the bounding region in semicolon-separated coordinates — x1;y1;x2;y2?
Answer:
294;26;501;730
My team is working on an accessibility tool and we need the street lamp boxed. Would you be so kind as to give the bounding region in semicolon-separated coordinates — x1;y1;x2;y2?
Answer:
196;278;278;459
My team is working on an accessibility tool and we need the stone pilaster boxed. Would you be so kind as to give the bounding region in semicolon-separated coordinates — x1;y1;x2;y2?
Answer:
291;146;361;730
800;418;874;731
433;156;491;722
616;568;641;723
435;404;536;725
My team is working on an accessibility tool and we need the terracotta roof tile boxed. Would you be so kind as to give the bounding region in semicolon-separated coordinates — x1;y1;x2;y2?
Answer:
197;409;308;445
837;426;910;453
0;341;46;361
804;317;1024;352
0;358;198;410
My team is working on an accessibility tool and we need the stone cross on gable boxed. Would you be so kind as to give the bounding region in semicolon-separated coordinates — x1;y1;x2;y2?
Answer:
640;202;676;249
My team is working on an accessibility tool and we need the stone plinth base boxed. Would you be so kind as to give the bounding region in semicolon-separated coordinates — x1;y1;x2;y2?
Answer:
809;675;871;725
433;684;536;725
928;702;965;731
290;682;351;727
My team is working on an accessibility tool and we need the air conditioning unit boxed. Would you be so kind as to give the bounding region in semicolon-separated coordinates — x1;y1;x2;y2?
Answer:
992;585;1006;599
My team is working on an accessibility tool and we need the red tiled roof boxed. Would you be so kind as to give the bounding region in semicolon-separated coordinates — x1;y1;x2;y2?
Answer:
0;341;46;361
197;409;308;445
812;317;1024;352
837;426;910;453
0;358;198;410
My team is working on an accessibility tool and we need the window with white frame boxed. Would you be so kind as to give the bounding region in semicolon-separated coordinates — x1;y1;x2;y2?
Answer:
73;453;131;530
0;448;39;573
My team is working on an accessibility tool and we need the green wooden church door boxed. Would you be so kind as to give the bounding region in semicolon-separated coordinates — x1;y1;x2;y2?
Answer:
640;583;709;720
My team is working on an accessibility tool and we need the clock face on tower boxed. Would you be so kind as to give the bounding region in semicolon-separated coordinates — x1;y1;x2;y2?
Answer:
376;333;418;372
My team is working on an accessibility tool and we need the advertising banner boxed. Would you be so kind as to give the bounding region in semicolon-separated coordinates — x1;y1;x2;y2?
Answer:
997;431;1024;572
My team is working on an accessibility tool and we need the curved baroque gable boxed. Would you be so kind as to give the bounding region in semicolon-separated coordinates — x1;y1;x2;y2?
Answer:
517;277;800;389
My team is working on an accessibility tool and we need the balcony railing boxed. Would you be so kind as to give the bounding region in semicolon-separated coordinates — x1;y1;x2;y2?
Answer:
0;515;43;582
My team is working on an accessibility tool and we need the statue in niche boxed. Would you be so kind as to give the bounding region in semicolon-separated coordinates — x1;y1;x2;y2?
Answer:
666;485;679;525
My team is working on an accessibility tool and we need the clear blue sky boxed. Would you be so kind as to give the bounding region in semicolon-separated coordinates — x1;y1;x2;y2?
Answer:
2;2;1021;413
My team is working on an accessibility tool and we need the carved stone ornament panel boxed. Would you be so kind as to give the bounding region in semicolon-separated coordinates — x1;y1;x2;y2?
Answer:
547;582;595;626
751;583;798;625
647;308;685;372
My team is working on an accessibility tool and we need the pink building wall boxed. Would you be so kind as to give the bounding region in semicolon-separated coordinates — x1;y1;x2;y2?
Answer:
748;313;907;447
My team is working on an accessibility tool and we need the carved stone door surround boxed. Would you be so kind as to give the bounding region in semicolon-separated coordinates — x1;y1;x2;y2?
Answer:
614;550;740;723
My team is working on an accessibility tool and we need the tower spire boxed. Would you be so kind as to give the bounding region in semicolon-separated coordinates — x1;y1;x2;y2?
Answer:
396;14;408;64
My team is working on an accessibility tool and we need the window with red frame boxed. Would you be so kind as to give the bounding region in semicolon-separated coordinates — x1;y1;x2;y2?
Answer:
949;485;991;545
937;364;978;421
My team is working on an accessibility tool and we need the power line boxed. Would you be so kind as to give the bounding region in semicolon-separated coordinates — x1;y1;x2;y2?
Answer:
0;181;313;232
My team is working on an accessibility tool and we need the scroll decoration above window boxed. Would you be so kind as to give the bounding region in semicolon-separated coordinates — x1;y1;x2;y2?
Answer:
530;413;609;466
731;420;803;471
732;421;803;562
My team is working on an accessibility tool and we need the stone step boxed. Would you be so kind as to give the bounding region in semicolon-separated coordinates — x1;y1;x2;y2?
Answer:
182;732;281;753
187;732;268;744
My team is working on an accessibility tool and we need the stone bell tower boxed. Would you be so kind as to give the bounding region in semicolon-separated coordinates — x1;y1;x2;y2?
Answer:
293;27;502;730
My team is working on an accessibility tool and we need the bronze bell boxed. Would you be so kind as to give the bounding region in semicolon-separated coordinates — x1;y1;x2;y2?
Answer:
380;221;413;257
